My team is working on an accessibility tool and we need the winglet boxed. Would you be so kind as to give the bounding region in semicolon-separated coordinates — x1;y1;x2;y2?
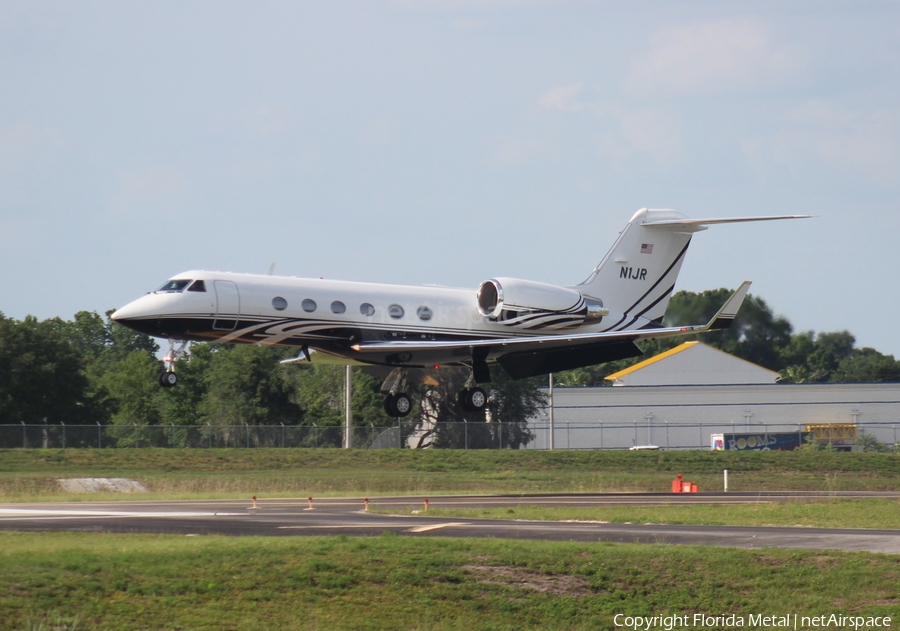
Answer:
704;281;752;331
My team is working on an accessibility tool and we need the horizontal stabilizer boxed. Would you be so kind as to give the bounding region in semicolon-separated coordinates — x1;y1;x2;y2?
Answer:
642;215;812;233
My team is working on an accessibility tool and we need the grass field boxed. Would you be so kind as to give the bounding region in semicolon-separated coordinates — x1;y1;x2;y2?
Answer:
2;448;900;501
2;532;899;631
3;449;899;630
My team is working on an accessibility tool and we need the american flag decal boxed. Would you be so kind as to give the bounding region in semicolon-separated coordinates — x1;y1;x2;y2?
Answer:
640;243;653;254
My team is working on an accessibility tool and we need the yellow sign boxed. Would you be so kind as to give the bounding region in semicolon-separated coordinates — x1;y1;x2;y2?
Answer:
805;424;857;441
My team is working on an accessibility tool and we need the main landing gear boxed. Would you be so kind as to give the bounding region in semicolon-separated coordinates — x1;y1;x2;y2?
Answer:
458;387;487;413
157;339;189;388
381;368;413;418
380;369;489;418
384;392;413;418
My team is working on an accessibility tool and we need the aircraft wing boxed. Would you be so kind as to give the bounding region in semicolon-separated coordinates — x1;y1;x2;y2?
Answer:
351;281;750;363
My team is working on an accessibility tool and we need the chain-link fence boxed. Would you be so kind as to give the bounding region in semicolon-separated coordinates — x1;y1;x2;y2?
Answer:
527;419;899;450
2;419;898;450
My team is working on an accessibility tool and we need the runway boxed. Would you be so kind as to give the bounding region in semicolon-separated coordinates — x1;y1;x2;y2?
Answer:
1;492;899;554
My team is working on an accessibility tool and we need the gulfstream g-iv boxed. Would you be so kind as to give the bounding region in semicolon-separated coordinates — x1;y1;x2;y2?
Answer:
111;209;808;417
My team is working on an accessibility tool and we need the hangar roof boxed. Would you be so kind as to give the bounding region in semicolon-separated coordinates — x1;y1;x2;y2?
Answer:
604;341;780;386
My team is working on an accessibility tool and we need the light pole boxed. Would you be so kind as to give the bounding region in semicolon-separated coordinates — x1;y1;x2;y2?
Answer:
548;373;555;451
343;366;352;449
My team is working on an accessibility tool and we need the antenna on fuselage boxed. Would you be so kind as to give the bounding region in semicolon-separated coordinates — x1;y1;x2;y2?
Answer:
265;263;275;276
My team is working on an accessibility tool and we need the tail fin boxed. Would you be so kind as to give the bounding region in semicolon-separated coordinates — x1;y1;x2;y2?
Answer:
575;209;810;332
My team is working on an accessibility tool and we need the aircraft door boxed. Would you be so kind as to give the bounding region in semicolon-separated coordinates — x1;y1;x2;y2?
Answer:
213;280;241;330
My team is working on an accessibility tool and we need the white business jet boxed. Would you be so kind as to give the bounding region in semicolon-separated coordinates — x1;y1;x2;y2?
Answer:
111;208;808;417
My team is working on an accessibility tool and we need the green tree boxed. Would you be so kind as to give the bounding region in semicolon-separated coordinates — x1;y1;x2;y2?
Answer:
200;345;303;443
833;348;900;383
807;331;856;382
856;432;889;452
51;310;160;426
0;314;88;427
99;350;165;445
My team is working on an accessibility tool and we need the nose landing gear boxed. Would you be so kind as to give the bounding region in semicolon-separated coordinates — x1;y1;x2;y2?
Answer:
381;368;413;418
158;339;189;388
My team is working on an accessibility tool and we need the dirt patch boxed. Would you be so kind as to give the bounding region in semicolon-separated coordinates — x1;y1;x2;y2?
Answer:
57;478;148;493
463;564;593;598
802;555;837;569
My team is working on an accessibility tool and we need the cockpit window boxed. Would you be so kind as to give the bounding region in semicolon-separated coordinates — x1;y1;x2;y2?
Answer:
157;279;192;293
187;280;206;292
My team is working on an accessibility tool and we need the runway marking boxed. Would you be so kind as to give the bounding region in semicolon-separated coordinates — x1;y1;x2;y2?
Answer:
276;522;472;533
406;522;470;533
278;524;411;530
0;509;244;519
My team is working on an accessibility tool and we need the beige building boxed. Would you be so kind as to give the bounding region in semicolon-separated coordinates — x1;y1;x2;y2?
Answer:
530;343;900;450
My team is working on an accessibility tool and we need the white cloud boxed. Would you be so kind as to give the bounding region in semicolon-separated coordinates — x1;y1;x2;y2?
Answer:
0;122;65;170
596;106;685;168
389;0;546;12
742;101;900;188
359;118;397;149
485;136;548;168
538;85;685;169
0;218;36;255
799;106;899;187
538;83;584;111
207;104;294;140
108;167;191;217
627;18;807;96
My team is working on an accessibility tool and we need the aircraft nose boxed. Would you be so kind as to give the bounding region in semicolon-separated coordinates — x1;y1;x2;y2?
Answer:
109;294;163;336
110;300;138;321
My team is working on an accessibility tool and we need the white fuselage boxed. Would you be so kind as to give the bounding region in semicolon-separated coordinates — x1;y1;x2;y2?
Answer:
111;270;611;368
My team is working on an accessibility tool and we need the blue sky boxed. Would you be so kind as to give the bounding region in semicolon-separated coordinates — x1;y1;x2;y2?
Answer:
2;1;899;356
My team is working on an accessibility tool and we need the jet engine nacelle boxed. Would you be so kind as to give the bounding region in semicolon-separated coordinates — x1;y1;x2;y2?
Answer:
476;277;607;330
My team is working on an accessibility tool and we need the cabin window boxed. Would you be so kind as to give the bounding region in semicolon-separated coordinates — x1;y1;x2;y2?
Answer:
417;306;433;321
157;279;191;293
331;301;346;314
187;280;206;292
360;303;375;316
272;297;288;311
302;299;317;313
388;304;404;319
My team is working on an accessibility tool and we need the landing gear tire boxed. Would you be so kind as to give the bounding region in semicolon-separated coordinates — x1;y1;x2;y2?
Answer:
159;371;178;388
384;392;413;418
458;387;487;413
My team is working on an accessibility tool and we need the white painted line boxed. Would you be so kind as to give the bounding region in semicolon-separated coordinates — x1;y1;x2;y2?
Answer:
406;522;470;533
0;509;244;518
278;524;411;530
